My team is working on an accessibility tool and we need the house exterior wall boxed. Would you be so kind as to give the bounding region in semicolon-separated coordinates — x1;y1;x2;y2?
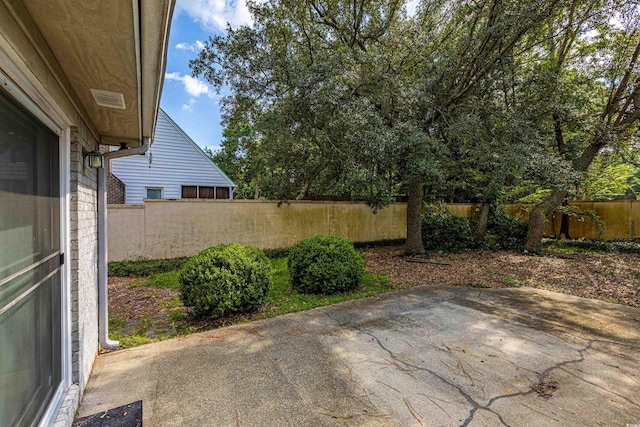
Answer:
110;110;234;204
69;123;99;395
0;4;99;426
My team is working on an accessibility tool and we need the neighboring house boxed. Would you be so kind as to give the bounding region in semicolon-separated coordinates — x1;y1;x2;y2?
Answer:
108;109;236;204
0;1;174;426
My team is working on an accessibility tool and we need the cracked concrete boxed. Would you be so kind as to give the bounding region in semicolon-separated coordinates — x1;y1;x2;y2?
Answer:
78;285;640;426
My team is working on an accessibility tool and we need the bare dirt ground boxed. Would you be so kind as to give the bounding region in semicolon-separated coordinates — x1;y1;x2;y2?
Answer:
108;247;639;342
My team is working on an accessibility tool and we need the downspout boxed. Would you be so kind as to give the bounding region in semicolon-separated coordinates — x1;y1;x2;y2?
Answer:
98;137;151;350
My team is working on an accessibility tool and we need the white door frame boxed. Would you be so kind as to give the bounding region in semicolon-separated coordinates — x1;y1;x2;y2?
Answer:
0;59;73;427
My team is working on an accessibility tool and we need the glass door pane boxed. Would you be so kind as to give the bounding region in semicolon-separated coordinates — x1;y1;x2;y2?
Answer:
0;89;62;427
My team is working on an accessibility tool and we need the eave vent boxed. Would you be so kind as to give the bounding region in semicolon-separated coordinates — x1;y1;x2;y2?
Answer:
90;89;126;110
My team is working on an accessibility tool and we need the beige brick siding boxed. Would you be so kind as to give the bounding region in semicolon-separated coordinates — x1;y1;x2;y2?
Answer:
69;119;99;395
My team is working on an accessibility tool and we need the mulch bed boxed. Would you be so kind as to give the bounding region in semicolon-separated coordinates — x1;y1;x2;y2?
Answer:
108;247;639;341
363;247;640;307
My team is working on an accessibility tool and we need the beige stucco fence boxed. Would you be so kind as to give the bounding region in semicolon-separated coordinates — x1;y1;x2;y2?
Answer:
108;199;639;262
108;200;407;261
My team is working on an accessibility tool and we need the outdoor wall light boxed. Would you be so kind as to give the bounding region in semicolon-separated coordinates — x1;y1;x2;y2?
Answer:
83;148;104;169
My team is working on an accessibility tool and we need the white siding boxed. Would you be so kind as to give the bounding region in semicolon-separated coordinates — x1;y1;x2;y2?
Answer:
111;110;235;204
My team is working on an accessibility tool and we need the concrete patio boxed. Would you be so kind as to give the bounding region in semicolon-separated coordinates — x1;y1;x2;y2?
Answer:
78;285;640;426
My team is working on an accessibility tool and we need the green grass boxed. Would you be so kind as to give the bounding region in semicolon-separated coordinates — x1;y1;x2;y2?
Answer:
128;271;181;290
503;278;522;287
109;257;393;349
257;258;392;319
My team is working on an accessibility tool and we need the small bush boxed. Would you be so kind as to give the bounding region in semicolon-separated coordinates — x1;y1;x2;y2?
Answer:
288;235;364;294
486;209;529;250
179;244;272;318
421;207;477;252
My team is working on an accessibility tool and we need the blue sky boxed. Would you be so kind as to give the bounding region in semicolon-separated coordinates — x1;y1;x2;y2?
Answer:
160;0;255;152
160;0;419;152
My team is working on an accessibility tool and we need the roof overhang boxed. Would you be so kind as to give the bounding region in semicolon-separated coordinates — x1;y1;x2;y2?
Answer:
18;0;175;147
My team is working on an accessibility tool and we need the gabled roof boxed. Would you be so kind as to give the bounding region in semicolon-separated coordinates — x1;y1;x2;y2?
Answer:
157;109;236;187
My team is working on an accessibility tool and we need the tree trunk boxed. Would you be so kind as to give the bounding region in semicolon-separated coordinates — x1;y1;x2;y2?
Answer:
524;187;566;253
525;137;605;253
559;198;571;239
296;182;311;200
405;178;425;254
254;177;260;199
476;202;490;240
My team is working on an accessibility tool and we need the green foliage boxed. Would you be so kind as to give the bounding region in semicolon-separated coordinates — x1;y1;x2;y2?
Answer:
421;206;530;251
543;239;640;254
266;257;391;317
179;244;272;318
263;240;405;259
515;189;552;204
288;235;365;294
486;209;529;250
108;257;189;277
421;206;477;253
262;248;290;259
577;157;640;201
353;239;407;249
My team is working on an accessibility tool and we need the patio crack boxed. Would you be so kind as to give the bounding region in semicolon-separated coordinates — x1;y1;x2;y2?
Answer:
321;309;596;427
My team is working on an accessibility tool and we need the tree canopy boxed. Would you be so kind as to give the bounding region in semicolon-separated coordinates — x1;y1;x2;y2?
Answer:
191;0;640;253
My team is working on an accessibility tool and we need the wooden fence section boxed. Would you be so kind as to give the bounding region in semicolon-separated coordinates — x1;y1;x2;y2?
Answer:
108;200;407;262
447;200;640;241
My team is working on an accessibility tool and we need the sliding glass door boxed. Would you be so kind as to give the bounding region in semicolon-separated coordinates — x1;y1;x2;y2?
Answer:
0;89;63;426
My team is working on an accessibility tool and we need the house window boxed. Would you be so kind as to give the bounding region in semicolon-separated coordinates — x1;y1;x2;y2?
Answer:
146;188;162;199
182;185;231;199
182;186;197;199
216;187;230;200
199;186;214;199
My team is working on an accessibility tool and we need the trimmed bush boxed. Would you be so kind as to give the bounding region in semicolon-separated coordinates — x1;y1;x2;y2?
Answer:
179;244;271;318
288;235;364;294
421;207;477;252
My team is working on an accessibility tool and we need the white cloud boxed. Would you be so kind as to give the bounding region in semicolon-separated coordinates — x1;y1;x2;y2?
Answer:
182;98;197;112
176;0;253;32
165;72;212;97
176;40;205;52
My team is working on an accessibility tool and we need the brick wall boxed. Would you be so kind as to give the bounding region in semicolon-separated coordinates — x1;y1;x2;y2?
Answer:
100;146;125;204
107;172;125;204
69;119;99;394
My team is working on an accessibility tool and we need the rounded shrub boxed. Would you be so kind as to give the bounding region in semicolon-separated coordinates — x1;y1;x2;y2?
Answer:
179;243;271;318
421;206;478;252
288;235;364;294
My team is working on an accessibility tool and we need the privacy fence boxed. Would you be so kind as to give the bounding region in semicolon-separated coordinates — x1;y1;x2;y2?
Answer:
108;199;638;261
107;200;407;261
447;200;639;241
